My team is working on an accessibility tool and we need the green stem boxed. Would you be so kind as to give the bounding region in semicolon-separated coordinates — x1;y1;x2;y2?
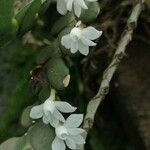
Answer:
49;88;56;101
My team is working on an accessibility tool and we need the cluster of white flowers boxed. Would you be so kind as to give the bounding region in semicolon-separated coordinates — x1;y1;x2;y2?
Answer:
56;0;97;17
30;0;102;149
30;89;86;150
55;0;102;56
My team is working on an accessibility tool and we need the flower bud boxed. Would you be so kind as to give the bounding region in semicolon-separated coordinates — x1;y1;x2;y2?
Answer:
46;58;70;90
36;40;61;65
12;18;18;33
51;13;75;36
79;2;100;23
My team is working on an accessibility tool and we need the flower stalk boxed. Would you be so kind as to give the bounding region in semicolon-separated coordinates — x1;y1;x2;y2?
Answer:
49;88;56;101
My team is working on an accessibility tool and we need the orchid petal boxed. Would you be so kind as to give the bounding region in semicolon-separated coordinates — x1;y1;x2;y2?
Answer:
56;0;67;15
61;34;72;49
69;135;85;144
78;41;89;56
82;27;102;40
30;104;43;119
64;114;83;128
65;138;76;149
68;128;85;135
52;137;66;150
53;109;65;122
55;101;77;113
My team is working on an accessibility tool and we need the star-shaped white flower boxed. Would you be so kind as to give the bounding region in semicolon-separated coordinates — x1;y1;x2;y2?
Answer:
30;98;77;127
61;24;102;56
52;114;86;150
56;0;97;17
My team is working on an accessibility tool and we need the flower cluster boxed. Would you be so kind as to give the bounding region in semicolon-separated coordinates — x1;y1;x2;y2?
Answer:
56;0;103;56
30;89;86;150
30;0;102;149
56;0;97;17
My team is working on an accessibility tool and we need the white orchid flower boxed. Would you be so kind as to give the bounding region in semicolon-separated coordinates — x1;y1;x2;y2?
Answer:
56;0;97;17
30;89;77;127
52;114;86;150
61;22;102;56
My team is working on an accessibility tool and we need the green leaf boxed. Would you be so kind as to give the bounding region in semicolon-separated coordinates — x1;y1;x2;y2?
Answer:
17;0;42;33
46;58;70;90
39;0;52;16
38;83;50;102
21;106;33;128
36;40;61;65
15;1;33;27
0;0;16;47
79;2;100;23
51;13;76;36
0;136;32;150
0;121;55;150
28;121;55;150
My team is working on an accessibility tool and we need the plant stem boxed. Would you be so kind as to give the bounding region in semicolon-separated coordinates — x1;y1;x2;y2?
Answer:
83;0;144;133
49;88;56;101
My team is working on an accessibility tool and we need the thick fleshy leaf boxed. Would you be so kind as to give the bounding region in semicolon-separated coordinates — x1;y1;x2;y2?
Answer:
64;114;83;128
28;121;55;150
79;1;100;23
0;0;16;47
30;104;43;119
36;41;62;65
18;0;42;33
68;128;85;135
51;13;75;36
0;138;18;150
0;136;32;150
47;58;70;90
52;137;66;150
55;101;77;113
21;106;33;127
82;27;102;40
65;138;76;149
